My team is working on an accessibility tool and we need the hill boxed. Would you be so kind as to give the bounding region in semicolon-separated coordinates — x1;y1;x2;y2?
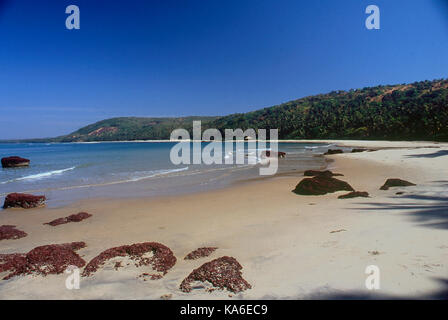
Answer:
5;78;448;142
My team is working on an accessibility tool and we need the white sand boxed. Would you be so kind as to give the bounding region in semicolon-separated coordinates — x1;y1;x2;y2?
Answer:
0;141;447;299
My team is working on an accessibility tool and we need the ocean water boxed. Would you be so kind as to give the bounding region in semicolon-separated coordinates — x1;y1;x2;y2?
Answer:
0;142;335;207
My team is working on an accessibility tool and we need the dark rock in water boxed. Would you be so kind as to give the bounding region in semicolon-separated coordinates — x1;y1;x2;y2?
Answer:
380;179;416;190
262;151;286;158
395;192;405;195
1;156;30;168
324;149;344;155
44;212;92;226
338;191;369;199
3;193;46;209
0;225;28;240
303;170;344;177
292;176;354;195
180;256;251;293
351;148;367;153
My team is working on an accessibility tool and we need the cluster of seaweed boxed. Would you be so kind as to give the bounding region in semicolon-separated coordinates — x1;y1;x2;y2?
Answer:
184;247;218;260
44;212;92;226
82;242;177;278
180;256;252;293
0;225;27;240
0;242;86;280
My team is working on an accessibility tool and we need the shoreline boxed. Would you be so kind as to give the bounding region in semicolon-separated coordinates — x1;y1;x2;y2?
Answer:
1;140;448;299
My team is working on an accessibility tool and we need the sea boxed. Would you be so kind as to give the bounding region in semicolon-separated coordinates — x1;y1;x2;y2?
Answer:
0;142;340;207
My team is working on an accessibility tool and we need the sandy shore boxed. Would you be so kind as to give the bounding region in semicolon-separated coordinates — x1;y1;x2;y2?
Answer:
1;140;448;299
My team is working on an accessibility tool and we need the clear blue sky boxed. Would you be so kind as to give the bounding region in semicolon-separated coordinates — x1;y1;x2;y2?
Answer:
0;0;447;139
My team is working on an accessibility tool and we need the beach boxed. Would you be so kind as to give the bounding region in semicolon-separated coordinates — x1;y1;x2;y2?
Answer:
1;140;448;299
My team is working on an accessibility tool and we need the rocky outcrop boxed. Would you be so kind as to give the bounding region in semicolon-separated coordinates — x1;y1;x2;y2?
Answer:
338;191;369;199
0;242;86;280
324;149;344;155
351;148;367;153
0;225;28;240
292;176;354;195
380;179;416;190
44;212;92;226
1;156;30;168
82;242;176;279
303;170;343;177
184;247;218;260
3;193;46;209
262;151;286;158
180;256;251;293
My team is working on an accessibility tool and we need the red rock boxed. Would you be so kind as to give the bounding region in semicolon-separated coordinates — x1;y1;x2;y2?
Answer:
292;176;354;195
184;247;218;260
0;242;86;280
3;193;46;209
380;178;416;190
82;242;176;278
180;256;251;293
44;212;92;226
0;225;27;240
1;156;30;168
338;191;369;199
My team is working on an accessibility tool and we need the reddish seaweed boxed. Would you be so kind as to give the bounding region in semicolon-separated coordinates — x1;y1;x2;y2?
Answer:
184;247;218;260
44;212;92;226
180;256;251;293
0;225;27;240
82;242;176;278
3;193;46;209
0;242;86;280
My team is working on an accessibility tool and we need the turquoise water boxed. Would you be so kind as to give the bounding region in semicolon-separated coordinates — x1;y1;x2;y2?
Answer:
0;142;332;207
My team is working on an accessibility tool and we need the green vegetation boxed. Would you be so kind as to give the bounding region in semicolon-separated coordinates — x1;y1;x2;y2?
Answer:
6;78;448;142
208;78;448;141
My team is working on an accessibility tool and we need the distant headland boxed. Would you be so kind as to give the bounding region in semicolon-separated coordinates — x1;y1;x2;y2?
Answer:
3;78;448;143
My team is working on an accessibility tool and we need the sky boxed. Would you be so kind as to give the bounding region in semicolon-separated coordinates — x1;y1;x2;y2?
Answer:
0;0;447;139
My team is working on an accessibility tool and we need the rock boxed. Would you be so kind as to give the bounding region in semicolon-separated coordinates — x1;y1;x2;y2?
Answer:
180;256;251;293
262;151;286;158
292;176;354;195
3;193;46;209
351;148;367;153
44;212;92;226
303;170;344;177
324;149;344;155
380;179;416;190
338;191;369;199
0;242;86;280
82;242;176;278
1;156;30;168
0;225;28;240
184;247;218;260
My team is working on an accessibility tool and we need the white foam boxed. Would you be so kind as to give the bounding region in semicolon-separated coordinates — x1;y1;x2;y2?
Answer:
1;166;76;184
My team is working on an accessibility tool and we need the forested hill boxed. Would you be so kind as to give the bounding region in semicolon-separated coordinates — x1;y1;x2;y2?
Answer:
209;78;448;141
9;78;448;142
